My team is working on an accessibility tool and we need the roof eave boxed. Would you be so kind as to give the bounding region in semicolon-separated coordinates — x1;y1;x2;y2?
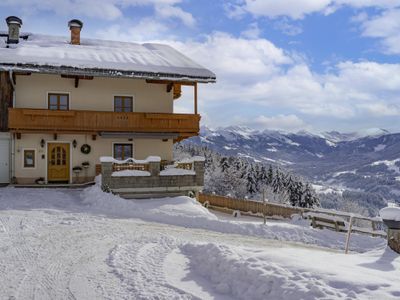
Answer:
0;63;216;83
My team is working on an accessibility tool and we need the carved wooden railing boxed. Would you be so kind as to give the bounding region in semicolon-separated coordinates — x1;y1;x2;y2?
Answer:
8;108;200;138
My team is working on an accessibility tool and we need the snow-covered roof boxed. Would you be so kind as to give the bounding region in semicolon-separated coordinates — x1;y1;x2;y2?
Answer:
0;32;216;83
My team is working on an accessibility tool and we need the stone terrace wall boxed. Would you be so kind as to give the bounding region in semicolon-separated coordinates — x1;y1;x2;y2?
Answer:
101;158;204;195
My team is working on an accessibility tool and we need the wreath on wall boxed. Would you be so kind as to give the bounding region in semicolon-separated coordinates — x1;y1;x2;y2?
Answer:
80;144;91;154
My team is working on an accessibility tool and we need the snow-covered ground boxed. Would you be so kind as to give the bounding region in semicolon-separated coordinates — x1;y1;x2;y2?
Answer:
0;182;399;299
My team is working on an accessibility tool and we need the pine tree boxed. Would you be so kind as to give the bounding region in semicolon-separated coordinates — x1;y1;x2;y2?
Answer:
301;183;320;208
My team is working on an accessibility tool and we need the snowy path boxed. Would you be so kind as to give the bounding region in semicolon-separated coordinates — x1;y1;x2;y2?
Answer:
0;207;310;299
0;186;399;299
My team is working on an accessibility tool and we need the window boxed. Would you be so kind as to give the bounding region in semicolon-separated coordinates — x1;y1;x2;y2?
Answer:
23;149;35;168
48;93;69;110
114;96;133;112
50;146;67;166
113;144;133;160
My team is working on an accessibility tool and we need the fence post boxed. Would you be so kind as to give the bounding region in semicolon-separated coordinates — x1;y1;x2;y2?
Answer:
345;215;354;254
263;189;266;225
371;220;377;237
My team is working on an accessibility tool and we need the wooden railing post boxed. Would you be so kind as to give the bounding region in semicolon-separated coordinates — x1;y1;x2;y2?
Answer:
345;215;354;254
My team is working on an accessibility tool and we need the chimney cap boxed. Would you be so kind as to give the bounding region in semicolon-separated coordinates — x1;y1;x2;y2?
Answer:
68;19;83;29
6;16;22;27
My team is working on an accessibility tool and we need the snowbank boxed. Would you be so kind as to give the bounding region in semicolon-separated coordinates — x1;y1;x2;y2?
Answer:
0;182;386;253
181;243;400;300
112;170;151;177
100;156;161;164
380;207;400;221
81;183;385;252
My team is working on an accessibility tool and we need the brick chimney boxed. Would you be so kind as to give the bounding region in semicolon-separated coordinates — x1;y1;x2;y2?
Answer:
6;16;22;44
68;19;83;45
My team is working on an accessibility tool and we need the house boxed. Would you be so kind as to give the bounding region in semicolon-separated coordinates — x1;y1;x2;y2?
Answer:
0;16;216;190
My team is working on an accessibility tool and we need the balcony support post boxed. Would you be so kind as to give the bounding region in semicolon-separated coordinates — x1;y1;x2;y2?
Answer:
194;82;198;115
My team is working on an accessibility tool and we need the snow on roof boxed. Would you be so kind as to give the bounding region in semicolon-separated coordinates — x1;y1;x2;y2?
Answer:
0;32;216;83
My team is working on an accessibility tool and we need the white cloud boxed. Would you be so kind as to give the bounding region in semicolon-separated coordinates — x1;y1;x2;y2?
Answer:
0;0;194;25
249;114;308;131
154;4;195;27
96;19;172;42
229;0;400;56
170;32;292;82
358;103;400;117
241;22;261;39
273;18;303;36
358;8;400;54
233;0;399;20
162;33;400;122
241;0;332;19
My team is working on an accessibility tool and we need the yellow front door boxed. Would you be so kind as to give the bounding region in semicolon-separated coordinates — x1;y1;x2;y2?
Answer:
48;143;70;182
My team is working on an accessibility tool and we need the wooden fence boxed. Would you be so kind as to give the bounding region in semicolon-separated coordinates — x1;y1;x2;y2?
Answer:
197;193;305;219
197;193;386;238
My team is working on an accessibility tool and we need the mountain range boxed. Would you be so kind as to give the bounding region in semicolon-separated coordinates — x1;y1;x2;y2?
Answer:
185;126;400;209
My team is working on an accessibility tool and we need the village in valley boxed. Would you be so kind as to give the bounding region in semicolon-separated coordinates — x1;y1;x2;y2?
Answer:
1;1;400;299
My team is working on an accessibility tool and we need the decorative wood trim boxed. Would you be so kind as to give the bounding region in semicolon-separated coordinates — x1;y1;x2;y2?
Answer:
8;108;200;142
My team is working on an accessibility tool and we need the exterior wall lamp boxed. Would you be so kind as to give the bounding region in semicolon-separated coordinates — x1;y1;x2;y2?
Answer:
40;139;45;148
72;140;77;148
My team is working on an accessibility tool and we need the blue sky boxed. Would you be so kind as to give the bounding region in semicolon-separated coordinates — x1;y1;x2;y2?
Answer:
1;0;400;133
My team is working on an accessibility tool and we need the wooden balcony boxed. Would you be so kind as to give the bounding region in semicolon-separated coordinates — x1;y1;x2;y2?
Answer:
8;108;200;140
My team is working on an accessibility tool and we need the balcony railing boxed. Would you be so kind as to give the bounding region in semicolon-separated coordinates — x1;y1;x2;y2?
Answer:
8;108;200;139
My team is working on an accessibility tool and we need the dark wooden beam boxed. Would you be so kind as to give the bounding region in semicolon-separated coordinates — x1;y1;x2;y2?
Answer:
0;71;13;132
166;82;173;93
61;75;94;80
61;75;94;88
53;133;57;140
14;72;31;76
146;79;196;86
173;83;182;100
75;77;79;88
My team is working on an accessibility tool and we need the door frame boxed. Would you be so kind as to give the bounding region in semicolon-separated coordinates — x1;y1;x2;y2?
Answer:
45;141;72;183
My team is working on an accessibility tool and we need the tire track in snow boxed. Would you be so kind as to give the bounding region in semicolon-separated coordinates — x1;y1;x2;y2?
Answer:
11;215;76;300
107;236;199;300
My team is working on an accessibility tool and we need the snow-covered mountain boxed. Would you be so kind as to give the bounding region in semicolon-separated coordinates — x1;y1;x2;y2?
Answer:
186;126;400;207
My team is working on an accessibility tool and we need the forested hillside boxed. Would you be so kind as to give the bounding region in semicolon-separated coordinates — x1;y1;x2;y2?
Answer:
175;143;319;208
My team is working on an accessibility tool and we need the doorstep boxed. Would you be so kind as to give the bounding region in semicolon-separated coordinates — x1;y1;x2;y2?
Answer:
10;181;96;188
